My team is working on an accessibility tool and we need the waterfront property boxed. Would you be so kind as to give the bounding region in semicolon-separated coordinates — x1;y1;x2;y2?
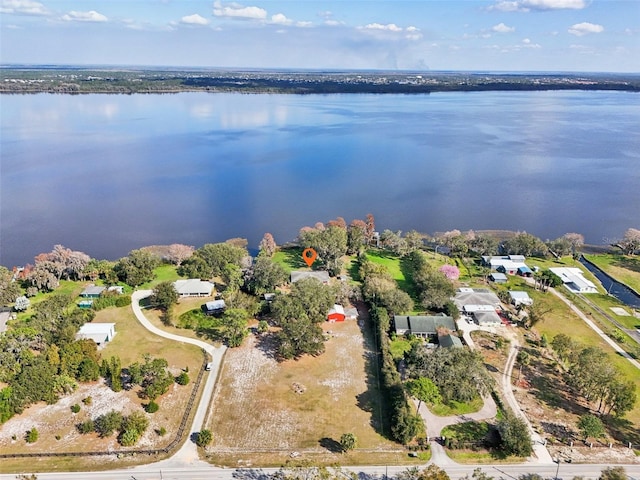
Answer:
173;278;215;297
482;255;531;275
549;267;598;294
76;322;116;346
490;272;508;284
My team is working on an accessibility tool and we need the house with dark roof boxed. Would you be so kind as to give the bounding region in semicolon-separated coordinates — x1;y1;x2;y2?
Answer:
202;299;226;315
438;333;463;348
393;314;456;339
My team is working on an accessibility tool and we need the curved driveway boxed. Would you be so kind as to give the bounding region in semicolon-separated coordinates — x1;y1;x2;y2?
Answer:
130;290;227;467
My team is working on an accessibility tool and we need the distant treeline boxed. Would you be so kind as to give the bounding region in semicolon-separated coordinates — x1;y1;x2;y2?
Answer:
1;68;639;94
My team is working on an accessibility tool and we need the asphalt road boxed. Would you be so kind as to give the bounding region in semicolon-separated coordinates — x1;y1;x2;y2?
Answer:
2;462;640;480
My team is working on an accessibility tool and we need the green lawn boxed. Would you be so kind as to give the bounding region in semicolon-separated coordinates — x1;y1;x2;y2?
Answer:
140;264;181;288
366;250;406;283
428;397;484;417
584;254;640;294
273;247;306;273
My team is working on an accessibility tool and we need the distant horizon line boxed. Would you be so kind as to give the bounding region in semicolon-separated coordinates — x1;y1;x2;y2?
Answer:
1;63;638;76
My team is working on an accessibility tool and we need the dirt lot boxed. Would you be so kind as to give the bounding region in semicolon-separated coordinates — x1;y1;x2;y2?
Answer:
205;318;403;466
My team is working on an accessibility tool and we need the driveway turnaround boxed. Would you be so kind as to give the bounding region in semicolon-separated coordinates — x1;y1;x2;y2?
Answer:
130;290;227;467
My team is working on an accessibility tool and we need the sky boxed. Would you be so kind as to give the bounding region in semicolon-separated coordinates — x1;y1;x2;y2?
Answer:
1;0;639;72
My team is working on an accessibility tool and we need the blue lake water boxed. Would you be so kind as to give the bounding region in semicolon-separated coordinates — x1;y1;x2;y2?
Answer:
1;91;639;267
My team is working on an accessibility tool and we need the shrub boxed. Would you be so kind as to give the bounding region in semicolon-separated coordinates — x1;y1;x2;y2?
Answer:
146;401;159;413
77;419;95;434
71;404;81;414
118;429;140;447
175;372;190;386
82;396;92;405
25;427;38;443
156;426;167;436
196;429;213;447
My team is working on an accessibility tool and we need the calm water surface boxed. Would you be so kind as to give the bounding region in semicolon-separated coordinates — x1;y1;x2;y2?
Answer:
1;91;639;267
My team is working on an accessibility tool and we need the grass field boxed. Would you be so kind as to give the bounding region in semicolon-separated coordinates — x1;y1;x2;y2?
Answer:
529;288;640;427
273;247;306;273
584;254;640;294
205;319;405;466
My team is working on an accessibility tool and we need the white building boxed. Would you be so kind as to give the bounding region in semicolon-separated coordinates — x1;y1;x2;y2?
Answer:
76;323;116;346
509;291;534;307
549;268;598;294
173;279;215;297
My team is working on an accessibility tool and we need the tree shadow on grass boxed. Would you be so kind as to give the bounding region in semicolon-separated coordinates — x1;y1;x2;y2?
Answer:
253;331;280;361
319;437;343;453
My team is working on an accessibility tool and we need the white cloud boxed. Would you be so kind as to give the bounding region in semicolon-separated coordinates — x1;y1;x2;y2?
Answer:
213;1;266;20
271;13;292;25
522;38;541;48
181;14;209;26
296;21;312;28
492;22;515;33
0;0;49;16
568;22;604;36
61;10;108;23
362;23;403;32
490;0;586;11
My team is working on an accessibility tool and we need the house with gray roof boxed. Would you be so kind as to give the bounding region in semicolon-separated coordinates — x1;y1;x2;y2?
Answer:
290;270;330;284
438;333;463;348
80;285;106;298
173;279;215;297
394;314;456;338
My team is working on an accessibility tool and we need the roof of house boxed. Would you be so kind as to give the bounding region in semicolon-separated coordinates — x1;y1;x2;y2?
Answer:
290;270;330;283
490;272;508;281
453;288;501;309
549;267;597;292
78;323;115;335
204;299;226;310
394;315;456;335
518;266;533;273
328;304;345;316
509;291;532;301
438;333;463;348
473;310;503;325
173;279;215;295
81;285;105;296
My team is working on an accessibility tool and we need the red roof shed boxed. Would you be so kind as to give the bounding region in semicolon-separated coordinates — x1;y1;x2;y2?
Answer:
327;304;346;322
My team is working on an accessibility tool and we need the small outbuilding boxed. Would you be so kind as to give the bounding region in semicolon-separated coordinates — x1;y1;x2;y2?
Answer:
327;304;346;322
438;333;463;349
76;323;116;346
80;285;105;298
490;272;508;284
203;299;226;315
509;290;533;307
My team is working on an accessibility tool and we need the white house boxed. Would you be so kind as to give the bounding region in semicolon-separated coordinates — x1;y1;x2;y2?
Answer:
76;323;116;346
173;279;215;297
509;290;533;307
549;268;598;294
